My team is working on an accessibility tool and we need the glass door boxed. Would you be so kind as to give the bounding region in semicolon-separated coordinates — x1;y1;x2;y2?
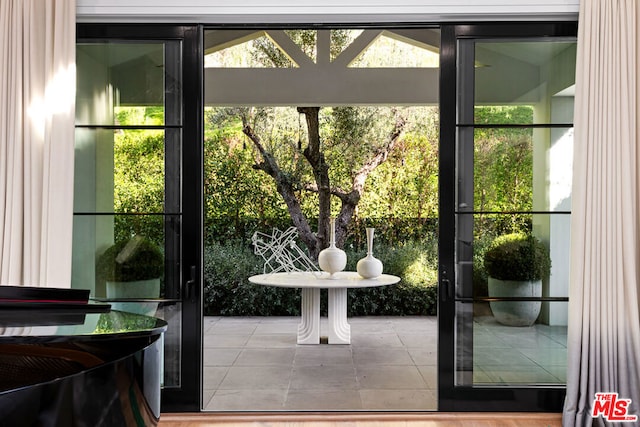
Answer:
74;25;203;411
438;23;577;411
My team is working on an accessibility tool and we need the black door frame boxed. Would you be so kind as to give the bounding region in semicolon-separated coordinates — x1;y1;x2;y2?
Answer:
78;20;580;413
164;24;203;412
76;24;204;411
437;22;577;412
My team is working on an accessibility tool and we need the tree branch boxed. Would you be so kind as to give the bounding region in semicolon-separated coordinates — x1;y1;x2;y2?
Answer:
352;113;407;193
333;112;407;245
242;120;317;253
242;121;278;177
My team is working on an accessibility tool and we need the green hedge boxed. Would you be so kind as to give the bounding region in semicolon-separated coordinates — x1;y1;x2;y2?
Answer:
204;217;438;247
203;239;438;316
203;240;300;316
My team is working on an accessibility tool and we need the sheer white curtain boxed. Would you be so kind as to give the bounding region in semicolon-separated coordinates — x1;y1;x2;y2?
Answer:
564;0;640;425
0;0;76;287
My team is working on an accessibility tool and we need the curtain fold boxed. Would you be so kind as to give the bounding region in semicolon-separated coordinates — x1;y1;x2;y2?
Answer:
0;0;76;287
563;0;640;425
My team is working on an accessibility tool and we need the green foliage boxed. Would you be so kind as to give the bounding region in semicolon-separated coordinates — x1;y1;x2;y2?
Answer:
473;106;534;236
115;106;164;126
472;233;493;297
347;218;438;249
474;105;533;126
95;311;159;333
112;108;165;246
203;104;441;240
468;105;538;292
96;236;164;282
114;216;164;252
345;240;438;316
203;116;289;242
251;30;351;68
347;283;438;316
203;239;438;316
358;128;439;220
113;130;164;214
110;81;537;320
483;233;551;281
323;107;423;199
203;241;301;315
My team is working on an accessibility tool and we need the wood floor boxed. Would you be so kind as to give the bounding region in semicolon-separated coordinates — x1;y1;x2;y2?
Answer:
158;412;562;427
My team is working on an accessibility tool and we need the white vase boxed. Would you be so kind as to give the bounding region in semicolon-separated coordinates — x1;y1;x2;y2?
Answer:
357;228;383;279
318;218;347;278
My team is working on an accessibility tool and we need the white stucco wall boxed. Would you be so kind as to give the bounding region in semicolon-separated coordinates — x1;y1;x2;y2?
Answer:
76;0;579;23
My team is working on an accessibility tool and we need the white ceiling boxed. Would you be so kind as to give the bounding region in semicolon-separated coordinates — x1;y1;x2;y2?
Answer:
76;0;579;23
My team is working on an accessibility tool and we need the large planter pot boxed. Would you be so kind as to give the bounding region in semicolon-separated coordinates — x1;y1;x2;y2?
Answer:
106;278;161;316
487;277;541;327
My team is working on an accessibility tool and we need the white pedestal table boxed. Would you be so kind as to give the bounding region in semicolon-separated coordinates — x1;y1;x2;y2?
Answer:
248;271;400;345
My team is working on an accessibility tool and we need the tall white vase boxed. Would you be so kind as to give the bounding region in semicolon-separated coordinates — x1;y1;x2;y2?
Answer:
357;228;383;279
318;218;347;278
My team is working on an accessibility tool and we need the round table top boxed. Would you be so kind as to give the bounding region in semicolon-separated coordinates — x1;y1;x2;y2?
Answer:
248;271;400;289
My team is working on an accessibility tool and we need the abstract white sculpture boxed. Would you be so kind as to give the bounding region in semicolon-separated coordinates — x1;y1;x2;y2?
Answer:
252;227;318;274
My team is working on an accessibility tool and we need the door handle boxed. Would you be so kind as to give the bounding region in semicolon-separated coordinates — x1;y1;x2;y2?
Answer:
440;267;453;302
441;278;452;301
184;265;196;301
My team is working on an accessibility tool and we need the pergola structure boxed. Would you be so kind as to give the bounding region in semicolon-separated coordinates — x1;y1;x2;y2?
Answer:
204;29;440;106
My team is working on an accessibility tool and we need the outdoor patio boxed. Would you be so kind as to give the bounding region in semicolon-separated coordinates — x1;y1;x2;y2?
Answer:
202;315;566;411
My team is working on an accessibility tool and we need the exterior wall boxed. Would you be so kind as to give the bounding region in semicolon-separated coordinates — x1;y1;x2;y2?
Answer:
546;96;573;326
76;0;579;23
73;46;115;297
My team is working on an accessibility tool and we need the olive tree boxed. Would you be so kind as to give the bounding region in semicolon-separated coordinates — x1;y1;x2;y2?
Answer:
241;105;407;259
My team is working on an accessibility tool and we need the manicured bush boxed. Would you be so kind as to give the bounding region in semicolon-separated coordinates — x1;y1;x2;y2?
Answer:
96;236;164;282
483;232;551;281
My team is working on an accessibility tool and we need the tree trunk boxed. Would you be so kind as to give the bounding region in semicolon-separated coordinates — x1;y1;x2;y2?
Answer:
244;107;406;262
242;119;318;257
298;107;331;258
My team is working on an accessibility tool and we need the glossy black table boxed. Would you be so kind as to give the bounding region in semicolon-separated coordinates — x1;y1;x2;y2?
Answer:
0;307;167;426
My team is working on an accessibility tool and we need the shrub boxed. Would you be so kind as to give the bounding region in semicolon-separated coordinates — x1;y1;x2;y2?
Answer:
203;238;438;316
472;234;494;298
203;240;301;316
96;236;164;282
483;232;551;281
346;240;438;316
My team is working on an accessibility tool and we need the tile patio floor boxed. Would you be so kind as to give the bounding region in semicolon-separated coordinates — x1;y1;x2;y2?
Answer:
201;315;566;411
473;315;567;385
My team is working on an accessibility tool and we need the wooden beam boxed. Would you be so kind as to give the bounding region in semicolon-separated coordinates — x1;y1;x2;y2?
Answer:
266;30;315;68
331;30;382;68
205;68;439;106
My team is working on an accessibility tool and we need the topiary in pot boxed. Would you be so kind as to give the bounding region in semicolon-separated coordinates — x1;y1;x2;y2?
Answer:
483;233;551;326
96;235;164;309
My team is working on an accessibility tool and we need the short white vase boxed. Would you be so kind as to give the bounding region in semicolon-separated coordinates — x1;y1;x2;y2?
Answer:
318;218;347;278
357;228;383;279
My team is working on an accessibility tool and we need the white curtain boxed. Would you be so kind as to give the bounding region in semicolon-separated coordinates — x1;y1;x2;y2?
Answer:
0;0;76;288
564;0;640;425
